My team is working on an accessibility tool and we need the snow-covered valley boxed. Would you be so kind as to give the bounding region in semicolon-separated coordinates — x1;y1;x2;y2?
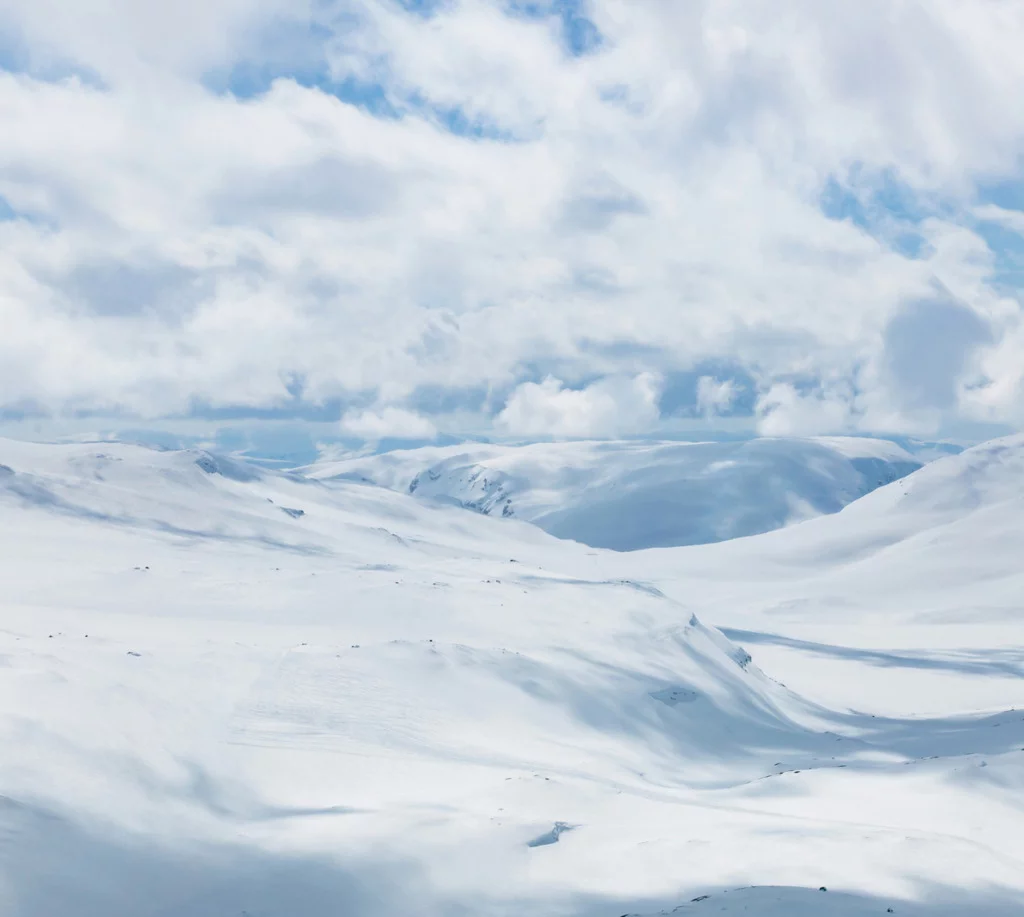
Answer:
309;437;931;550
1;436;1023;916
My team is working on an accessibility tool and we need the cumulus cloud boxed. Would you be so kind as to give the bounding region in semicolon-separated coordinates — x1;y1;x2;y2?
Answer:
695;376;738;417
0;0;1022;436
755;384;855;438
339;406;437;441
496;373;662;438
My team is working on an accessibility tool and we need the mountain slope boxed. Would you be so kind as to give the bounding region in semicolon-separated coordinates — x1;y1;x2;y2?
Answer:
307;437;925;550
1;436;1023;916
618;433;1024;718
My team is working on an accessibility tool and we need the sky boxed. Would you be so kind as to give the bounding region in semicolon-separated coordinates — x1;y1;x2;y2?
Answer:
1;0;1023;456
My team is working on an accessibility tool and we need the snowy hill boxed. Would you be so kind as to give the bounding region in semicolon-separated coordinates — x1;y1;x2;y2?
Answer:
629;433;1024;621
1;435;1023;915
307;437;926;550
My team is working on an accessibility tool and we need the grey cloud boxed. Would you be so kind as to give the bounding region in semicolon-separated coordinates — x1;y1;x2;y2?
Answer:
213;156;401;221
883;295;992;411
571;265;623;294
561;176;647;232
58;259;207;318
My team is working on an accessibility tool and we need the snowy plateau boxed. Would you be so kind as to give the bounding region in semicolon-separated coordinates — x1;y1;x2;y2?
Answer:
1;434;1023;916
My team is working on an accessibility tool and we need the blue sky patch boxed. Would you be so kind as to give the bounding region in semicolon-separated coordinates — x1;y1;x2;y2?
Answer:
405;91;526;141
394;0;449;15
205;40;402;120
820;166;948;257
0;26;106;87
978;172;1024;212
973;175;1024;287
506;1;603;57
972;219;1024;288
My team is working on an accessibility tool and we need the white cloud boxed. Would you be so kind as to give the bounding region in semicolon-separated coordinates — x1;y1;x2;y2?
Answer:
0;0;1022;435
974;204;1024;236
755;383;855;438
695;376;737;417
496;373;662;438
339;406;437;442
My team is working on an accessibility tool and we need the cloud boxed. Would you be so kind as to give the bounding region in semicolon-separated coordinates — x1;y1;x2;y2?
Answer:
882;295;992;411
974;204;1024;236
496;373;662;438
755;383;854;438
695;376;738;417
0;0;1022;437
339;406;437;441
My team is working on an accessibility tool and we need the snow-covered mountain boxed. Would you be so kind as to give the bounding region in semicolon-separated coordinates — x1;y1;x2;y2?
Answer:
1;435;1022;916
306;436;928;550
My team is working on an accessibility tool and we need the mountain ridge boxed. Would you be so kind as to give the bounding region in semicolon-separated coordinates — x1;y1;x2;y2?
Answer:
306;436;931;550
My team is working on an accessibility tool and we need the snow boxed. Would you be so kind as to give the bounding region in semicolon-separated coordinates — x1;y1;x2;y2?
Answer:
1;434;1023;915
308;437;925;550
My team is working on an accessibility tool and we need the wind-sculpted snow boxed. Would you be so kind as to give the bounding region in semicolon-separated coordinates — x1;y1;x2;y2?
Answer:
308;437;925;550
629;884;1024;916
1;436;1023;916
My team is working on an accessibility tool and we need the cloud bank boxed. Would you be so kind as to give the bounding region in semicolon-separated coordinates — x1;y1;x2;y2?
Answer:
1;0;1023;440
